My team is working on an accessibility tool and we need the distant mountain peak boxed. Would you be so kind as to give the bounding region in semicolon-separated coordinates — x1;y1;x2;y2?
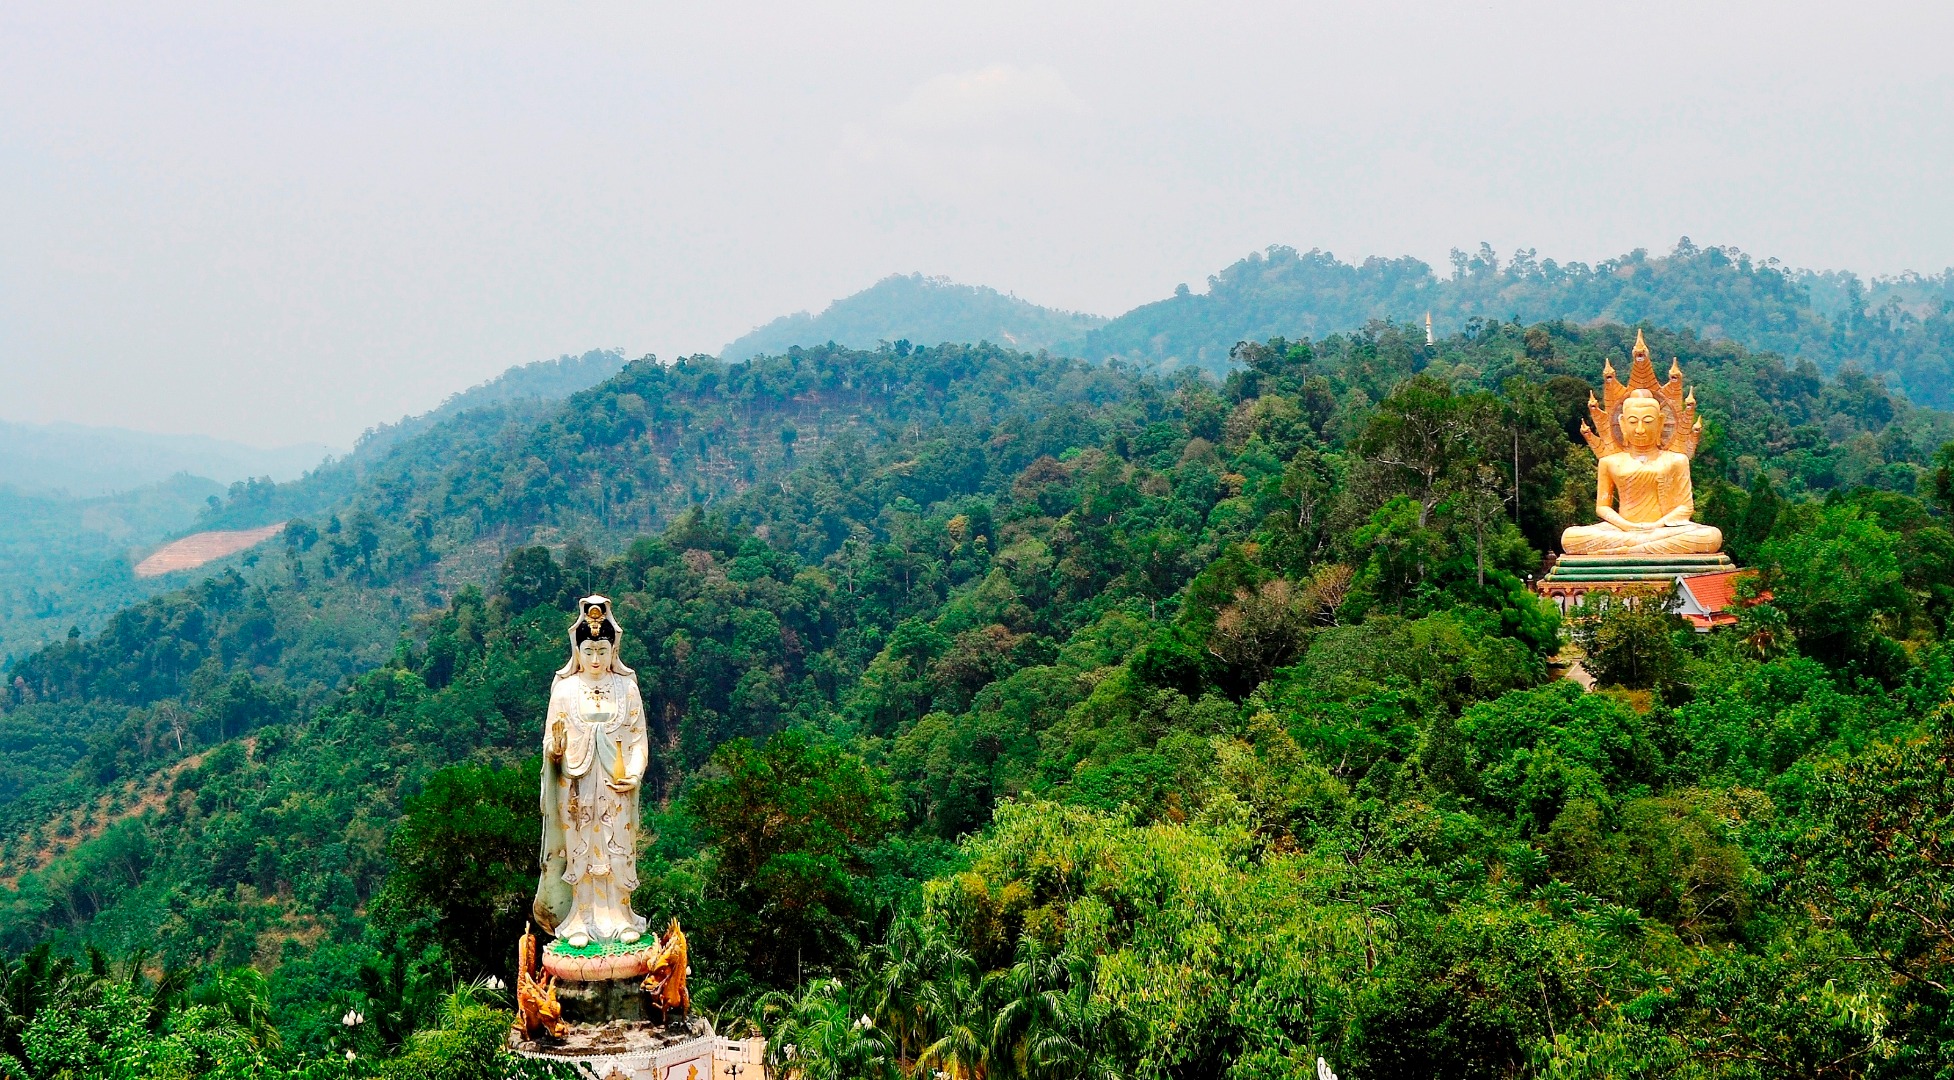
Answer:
351;348;630;459
723;273;1105;359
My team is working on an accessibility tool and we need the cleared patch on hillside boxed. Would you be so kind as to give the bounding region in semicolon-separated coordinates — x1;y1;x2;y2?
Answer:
134;522;285;578
3;747;215;887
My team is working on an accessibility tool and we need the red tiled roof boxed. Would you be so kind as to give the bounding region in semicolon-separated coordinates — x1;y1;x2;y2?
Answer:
1678;569;1766;613
1682;612;1741;630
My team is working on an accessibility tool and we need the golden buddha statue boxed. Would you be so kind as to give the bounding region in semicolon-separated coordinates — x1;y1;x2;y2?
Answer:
1559;330;1724;556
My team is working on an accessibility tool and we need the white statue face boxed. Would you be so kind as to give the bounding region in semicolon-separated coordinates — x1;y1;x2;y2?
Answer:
578;638;613;677
1620;397;1663;451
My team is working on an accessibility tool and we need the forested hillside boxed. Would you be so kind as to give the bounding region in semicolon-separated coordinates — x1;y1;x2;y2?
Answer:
1086;240;1954;409
3;321;1954;1077
0;351;632;675
0;341;1127;835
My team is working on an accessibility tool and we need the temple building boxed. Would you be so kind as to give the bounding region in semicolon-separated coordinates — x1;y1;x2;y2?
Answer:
1674;569;1768;632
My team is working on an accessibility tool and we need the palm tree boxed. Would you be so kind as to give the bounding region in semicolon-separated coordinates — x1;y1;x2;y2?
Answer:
355;948;445;1052
870;915;973;1066
0;945;105;1060
190;966;281;1050
987;937;1067;1079
119;948;191;1033
915;967;991;1080
758;978;899;1080
1024;954;1129;1080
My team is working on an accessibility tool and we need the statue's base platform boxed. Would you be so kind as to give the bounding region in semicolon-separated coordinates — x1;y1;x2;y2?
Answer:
512;1016;718;1080
1536;553;1737;611
556;975;655;1024
1544;552;1734;582
544;937;659;982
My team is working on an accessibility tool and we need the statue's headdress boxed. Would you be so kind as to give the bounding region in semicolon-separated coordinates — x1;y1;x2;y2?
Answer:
555;594;635;678
1580;329;1702;459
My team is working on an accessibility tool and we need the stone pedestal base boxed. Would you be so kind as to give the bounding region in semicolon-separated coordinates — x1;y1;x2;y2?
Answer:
512;1016;719;1080
557;976;650;1024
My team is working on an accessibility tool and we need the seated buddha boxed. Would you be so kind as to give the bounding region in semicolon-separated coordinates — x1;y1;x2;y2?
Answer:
1560;334;1723;556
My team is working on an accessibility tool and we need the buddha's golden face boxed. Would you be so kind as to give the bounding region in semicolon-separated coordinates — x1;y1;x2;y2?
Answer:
1620;397;1663;451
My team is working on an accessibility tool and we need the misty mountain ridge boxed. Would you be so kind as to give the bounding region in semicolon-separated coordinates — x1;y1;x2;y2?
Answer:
1082;240;1954;400
754;241;1954;410
0;474;225;666
0;421;331;499
722;273;1108;359
0;352;629;503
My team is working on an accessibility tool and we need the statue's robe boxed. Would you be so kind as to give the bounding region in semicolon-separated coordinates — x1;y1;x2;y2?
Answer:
1561;449;1723;556
534;672;650;943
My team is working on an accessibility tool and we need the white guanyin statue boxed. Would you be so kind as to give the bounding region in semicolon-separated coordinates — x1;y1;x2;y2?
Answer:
533;595;650;949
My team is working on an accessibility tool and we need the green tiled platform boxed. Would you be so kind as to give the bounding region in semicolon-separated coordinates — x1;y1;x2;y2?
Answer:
1541;553;1735;583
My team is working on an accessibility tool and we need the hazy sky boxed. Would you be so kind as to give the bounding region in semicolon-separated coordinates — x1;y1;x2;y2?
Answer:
4;1;1951;448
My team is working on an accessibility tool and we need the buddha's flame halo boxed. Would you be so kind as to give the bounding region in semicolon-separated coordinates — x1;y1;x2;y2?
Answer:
1579;329;1703;460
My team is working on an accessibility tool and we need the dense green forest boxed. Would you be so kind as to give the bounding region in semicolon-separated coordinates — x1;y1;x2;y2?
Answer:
3;318;1954;1077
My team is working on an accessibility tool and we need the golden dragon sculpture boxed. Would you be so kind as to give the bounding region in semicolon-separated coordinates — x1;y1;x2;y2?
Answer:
513;922;567;1041
640;917;691;1025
